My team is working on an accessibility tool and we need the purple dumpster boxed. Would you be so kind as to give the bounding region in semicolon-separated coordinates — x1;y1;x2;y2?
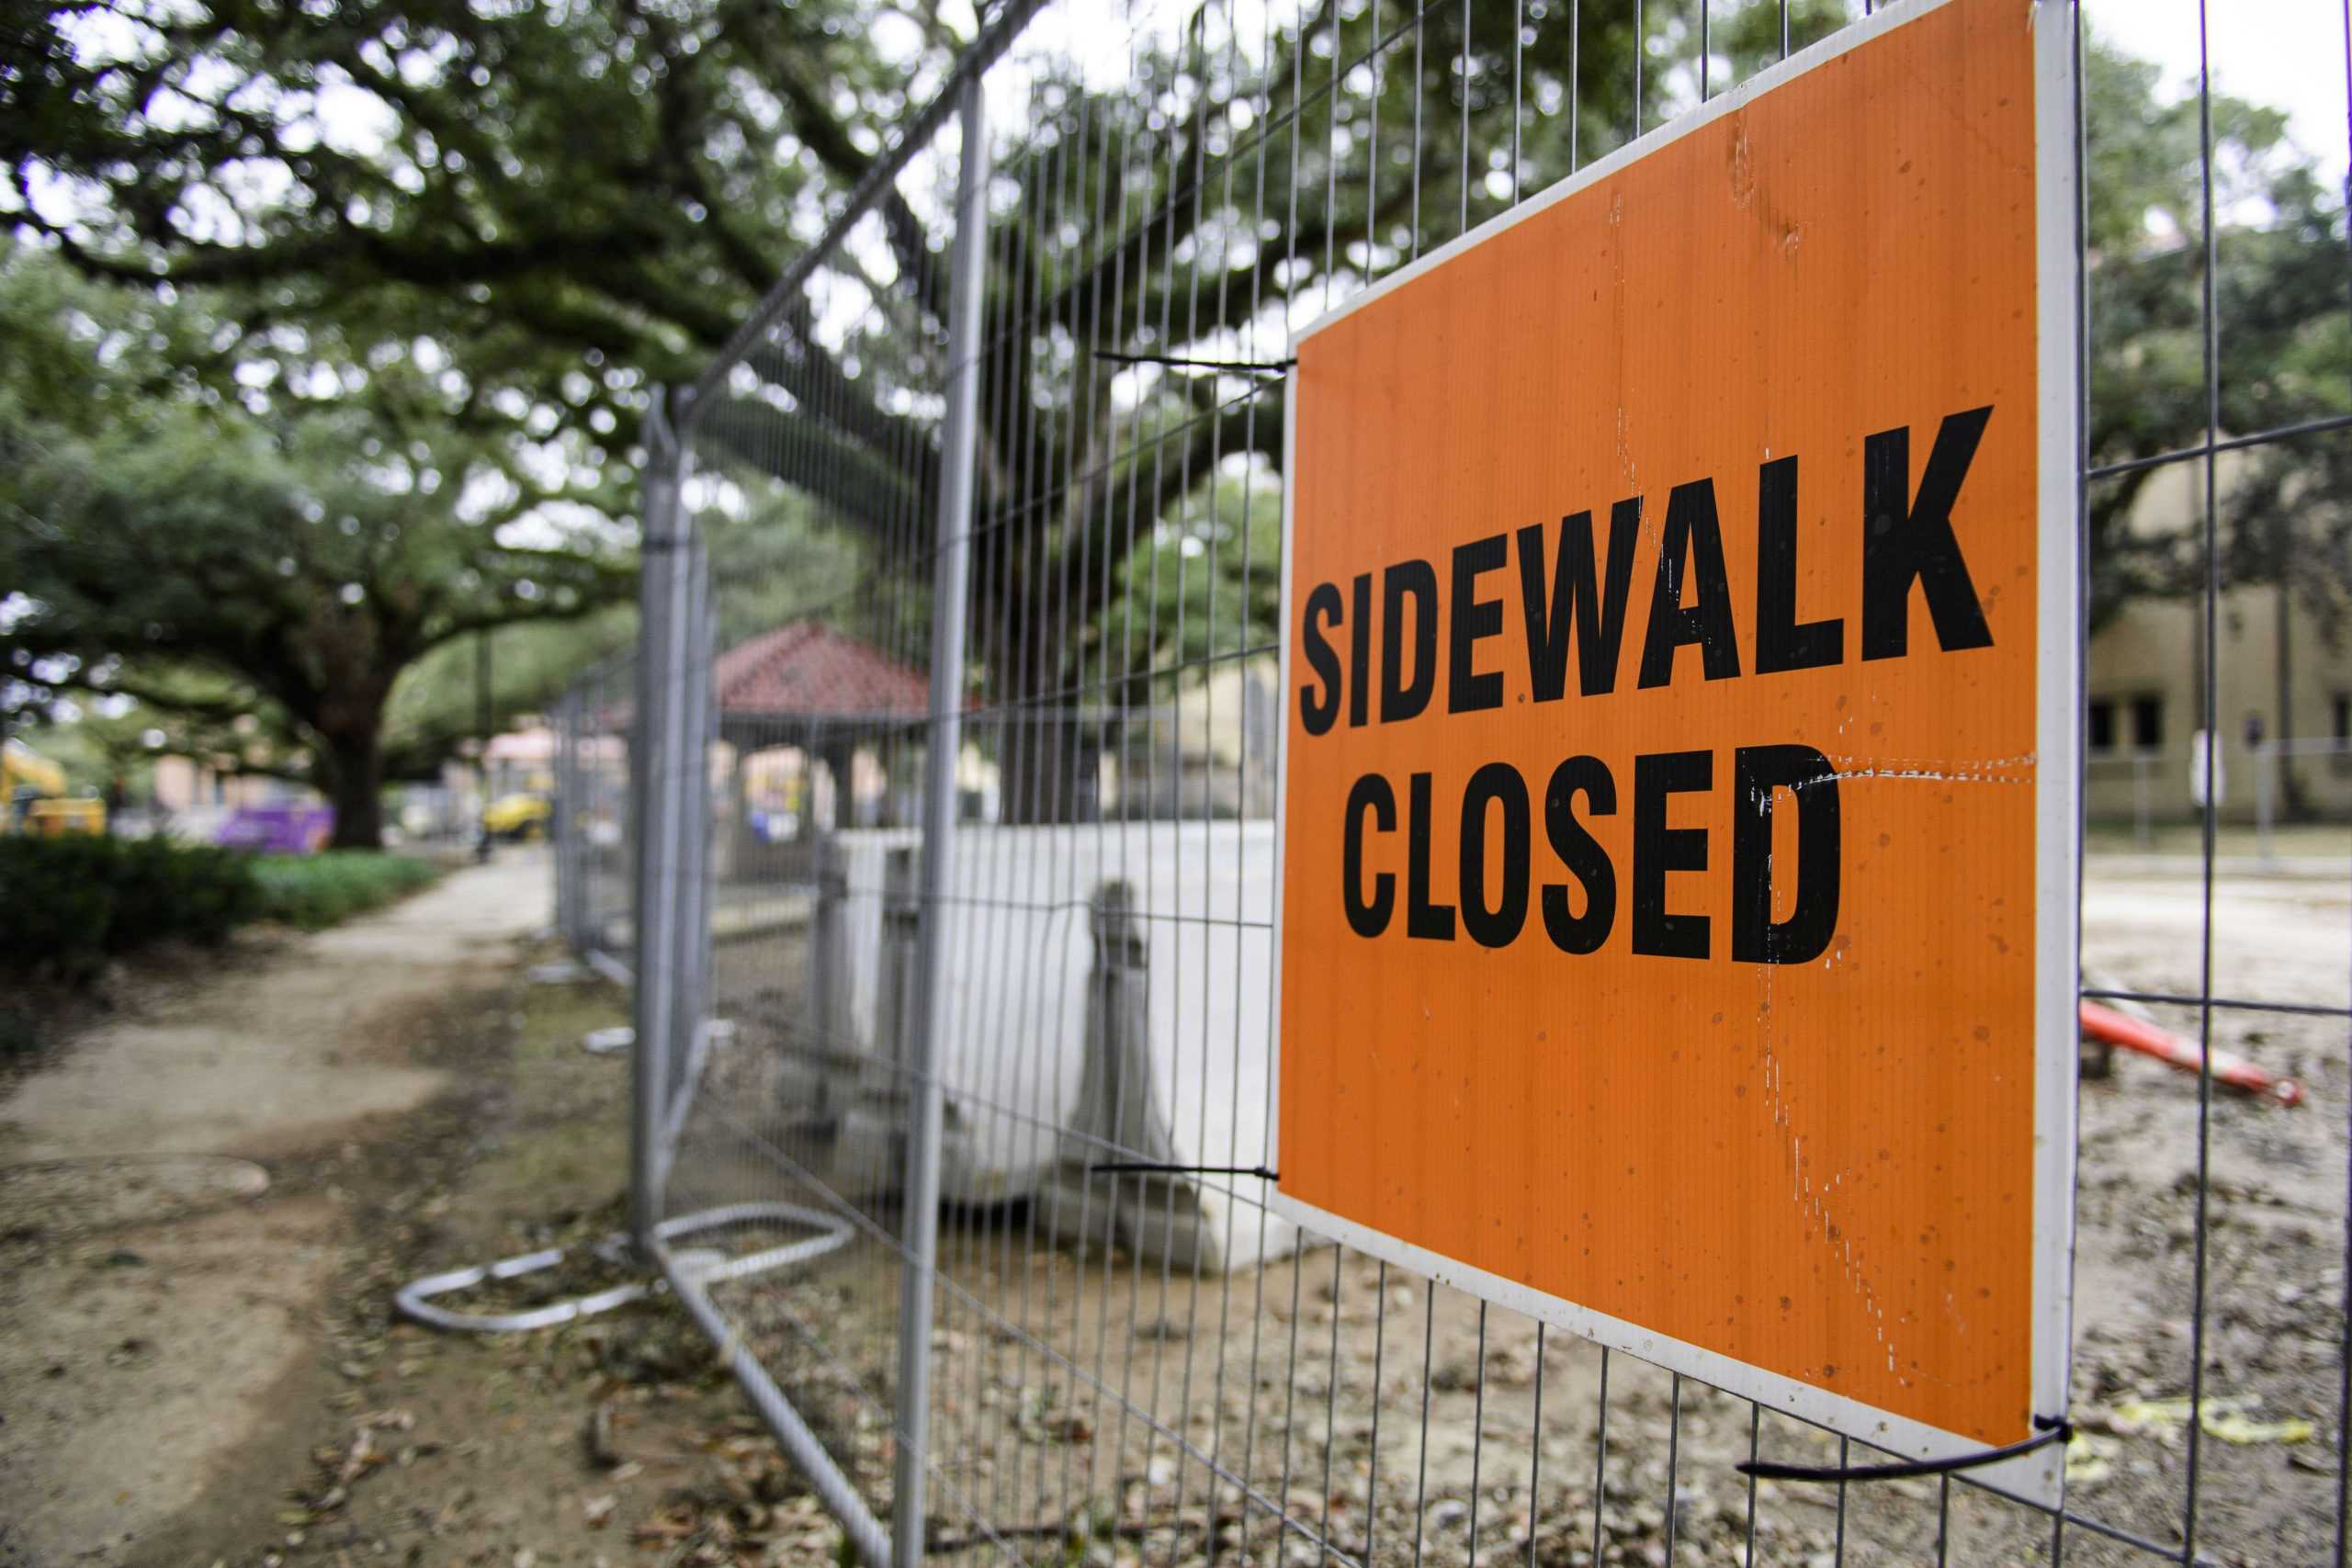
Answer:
216;804;335;854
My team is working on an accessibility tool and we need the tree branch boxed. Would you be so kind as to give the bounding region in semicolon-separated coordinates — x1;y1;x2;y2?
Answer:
693;396;932;541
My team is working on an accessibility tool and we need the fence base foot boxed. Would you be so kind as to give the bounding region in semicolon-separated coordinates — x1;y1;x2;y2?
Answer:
1037;1165;1221;1272
393;1201;854;1335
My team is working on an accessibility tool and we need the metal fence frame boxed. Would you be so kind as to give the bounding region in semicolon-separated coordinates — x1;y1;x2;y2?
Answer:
559;39;1037;1565
538;2;2352;1562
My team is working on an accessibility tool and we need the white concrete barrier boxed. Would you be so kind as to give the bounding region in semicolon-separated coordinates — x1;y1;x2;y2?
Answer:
821;822;1295;1271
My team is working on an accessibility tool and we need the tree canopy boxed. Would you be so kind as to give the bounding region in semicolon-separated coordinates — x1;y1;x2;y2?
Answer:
5;0;2346;828
6;0;942;461
0;243;635;844
682;4;2350;813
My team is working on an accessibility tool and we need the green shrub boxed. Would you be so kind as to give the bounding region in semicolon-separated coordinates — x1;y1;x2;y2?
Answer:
0;836;115;981
0;839;437;986
0;1001;38;1060
108;838;261;947
250;851;439;929
0;834;263;983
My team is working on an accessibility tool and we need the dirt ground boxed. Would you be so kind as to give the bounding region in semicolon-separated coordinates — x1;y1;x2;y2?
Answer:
0;851;834;1568
5;846;2346;1568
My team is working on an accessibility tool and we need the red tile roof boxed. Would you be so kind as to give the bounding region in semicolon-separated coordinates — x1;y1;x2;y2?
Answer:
712;622;930;719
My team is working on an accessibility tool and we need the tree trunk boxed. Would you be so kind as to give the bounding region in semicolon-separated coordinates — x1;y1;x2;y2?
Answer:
2276;555;2310;822
322;728;388;850
998;709;1099;826
820;738;857;831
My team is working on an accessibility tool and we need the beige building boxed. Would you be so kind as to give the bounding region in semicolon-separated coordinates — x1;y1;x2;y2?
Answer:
1095;658;1281;821
2085;456;2352;828
150;753;292;814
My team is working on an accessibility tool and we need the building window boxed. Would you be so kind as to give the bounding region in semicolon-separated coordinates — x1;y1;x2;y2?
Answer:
2131;694;2164;752
2087;697;2116;753
2334;693;2349;744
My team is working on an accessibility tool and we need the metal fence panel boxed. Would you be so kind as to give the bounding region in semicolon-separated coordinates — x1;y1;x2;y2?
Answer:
548;2;2352;1563
551;649;639;976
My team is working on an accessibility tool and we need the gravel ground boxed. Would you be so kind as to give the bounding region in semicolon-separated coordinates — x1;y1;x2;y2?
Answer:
667;855;2351;1567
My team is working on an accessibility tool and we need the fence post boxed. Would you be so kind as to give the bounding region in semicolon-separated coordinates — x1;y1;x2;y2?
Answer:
877;845;922;1096
569;682;594;952
890;72;988;1568
807;827;847;1065
591;661;612;953
2255;741;2276;861
2133;753;2152;849
630;388;694;1258
550;689;568;944
669;525;716;1119
555;688;580;951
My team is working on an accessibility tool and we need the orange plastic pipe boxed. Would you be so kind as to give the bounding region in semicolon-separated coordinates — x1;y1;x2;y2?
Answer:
2080;999;2304;1107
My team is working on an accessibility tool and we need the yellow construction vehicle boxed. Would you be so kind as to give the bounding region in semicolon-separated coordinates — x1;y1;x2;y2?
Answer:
481;792;550;841
3;740;103;835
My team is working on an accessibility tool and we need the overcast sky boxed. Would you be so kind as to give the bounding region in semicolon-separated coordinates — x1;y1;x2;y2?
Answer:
2084;0;2348;186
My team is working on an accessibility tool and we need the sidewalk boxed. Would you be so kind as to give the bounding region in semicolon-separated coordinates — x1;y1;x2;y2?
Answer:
0;852;547;1567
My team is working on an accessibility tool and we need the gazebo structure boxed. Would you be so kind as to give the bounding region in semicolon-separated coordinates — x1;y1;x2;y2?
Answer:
709;621;930;881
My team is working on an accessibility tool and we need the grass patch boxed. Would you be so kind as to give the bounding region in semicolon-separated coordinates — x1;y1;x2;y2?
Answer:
250;851;442;929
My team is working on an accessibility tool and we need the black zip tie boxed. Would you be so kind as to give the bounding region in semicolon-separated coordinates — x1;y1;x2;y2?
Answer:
1086;1162;1279;1181
1093;349;1296;376
1736;1416;2070;1484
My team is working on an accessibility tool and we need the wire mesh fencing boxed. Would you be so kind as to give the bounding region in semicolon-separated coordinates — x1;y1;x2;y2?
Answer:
554;650;642;978
545;0;2352;1562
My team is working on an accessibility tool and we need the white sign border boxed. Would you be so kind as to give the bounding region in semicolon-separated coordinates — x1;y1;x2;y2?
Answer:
1265;0;2082;1509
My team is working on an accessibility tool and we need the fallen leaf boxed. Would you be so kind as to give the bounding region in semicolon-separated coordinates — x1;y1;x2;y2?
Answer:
2206;1412;2313;1446
2109;1394;2310;1445
2064;1433;2114;1485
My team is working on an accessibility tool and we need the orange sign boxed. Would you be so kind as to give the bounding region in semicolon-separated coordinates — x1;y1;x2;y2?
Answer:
1272;0;2076;1499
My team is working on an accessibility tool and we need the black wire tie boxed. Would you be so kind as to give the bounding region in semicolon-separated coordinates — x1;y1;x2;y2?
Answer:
1086;1162;1279;1181
1093;350;1296;376
1736;1415;2071;1484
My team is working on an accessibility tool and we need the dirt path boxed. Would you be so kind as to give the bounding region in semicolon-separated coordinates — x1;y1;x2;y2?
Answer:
0;852;547;1568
